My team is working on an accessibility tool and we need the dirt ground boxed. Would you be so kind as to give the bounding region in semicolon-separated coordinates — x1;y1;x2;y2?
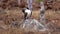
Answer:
0;8;60;34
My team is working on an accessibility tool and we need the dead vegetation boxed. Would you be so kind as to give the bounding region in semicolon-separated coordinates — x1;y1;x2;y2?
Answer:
0;0;60;10
0;9;60;34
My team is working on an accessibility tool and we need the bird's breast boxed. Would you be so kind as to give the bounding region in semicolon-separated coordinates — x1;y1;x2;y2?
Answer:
25;10;31;15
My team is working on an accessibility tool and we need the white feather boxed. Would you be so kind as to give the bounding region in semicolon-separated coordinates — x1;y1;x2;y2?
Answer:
25;9;31;18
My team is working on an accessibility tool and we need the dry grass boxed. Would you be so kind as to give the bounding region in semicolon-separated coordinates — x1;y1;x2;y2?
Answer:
0;9;60;34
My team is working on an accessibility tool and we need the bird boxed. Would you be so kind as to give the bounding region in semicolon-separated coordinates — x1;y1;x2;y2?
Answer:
22;7;32;20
